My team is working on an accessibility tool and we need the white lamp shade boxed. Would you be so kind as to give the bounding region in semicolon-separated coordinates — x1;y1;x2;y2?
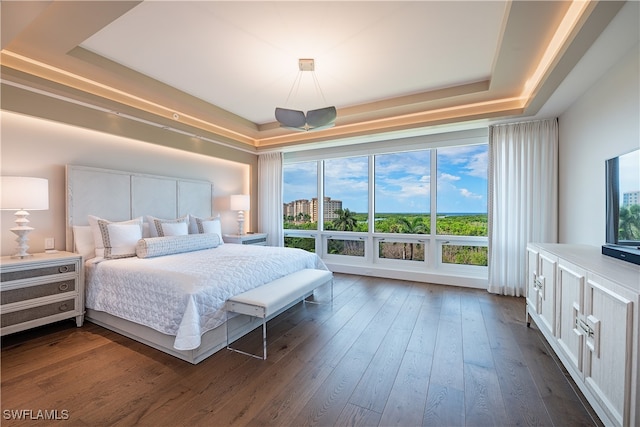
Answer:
1;177;49;210
230;194;250;211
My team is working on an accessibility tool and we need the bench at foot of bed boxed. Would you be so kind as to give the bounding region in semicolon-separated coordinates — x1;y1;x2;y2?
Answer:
225;268;333;360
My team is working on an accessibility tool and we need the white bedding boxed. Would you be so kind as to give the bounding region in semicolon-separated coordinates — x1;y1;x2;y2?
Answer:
85;244;327;350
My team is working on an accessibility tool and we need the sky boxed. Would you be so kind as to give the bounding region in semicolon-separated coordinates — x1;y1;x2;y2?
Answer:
618;148;639;196
283;144;488;214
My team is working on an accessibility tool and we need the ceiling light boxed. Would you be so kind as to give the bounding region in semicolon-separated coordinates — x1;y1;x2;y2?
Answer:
275;59;336;131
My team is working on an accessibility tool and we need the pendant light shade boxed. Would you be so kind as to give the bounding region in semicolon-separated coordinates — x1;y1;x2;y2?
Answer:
275;59;336;131
275;106;337;131
275;108;306;129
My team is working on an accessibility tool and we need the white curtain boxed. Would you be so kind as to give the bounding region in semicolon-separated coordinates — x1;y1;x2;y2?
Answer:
258;152;284;247
488;118;558;296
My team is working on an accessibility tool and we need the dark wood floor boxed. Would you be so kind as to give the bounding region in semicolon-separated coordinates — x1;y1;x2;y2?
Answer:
1;274;601;426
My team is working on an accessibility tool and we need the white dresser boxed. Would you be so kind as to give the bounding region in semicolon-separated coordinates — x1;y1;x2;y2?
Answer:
526;243;640;427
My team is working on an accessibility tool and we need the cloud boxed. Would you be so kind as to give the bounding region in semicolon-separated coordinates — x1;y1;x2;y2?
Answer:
439;172;460;182
438;145;488;179
460;188;483;199
284;145;488;213
465;150;488;178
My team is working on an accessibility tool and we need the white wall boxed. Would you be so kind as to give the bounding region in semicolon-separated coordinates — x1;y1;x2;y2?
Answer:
558;43;639;246
0;111;250;256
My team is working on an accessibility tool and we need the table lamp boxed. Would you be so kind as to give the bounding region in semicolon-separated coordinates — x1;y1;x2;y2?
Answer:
1;176;49;258
230;194;250;236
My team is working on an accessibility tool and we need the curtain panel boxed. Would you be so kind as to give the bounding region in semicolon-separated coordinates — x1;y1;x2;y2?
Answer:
258;152;284;247
488;118;558;296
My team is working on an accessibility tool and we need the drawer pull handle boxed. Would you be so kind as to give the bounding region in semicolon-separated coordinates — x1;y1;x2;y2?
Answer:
58;283;69;291
58;266;70;273
58;303;68;311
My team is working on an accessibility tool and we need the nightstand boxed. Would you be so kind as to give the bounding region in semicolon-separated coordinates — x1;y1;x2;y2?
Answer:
1;252;84;336
223;233;268;246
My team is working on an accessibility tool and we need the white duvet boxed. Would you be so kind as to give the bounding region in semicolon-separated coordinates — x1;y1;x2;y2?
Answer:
85;244;327;350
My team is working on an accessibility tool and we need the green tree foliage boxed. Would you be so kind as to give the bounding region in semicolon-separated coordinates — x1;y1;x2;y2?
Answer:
284;210;488;265
374;214;430;234
442;245;488;266
284;236;316;253
436;215;488;236
286;212;487;237
330;208;358;231
619;204;640;241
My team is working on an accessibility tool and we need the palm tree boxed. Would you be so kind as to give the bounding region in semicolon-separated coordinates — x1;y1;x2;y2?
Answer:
397;217;426;260
331;208;359;255
332;208;358;231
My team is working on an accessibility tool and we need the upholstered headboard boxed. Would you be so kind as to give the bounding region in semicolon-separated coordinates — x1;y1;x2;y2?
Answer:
65;165;214;252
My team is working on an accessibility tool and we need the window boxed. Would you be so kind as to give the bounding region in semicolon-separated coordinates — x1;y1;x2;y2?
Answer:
374;151;430;234
284;236;316;252
378;239;426;261
323;157;368;232
615;149;640;244
441;243;488;266
283;161;317;231
436;145;488;266
327;237;365;257
283;134;489;279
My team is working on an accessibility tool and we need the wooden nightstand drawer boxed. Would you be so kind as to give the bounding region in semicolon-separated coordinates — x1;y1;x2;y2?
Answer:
1;298;76;328
1;279;76;305
0;262;77;282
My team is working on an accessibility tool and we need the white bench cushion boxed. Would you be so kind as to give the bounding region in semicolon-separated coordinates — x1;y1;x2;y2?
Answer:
227;269;332;317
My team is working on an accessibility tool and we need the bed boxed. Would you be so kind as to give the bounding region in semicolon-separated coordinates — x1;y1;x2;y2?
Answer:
66;165;327;363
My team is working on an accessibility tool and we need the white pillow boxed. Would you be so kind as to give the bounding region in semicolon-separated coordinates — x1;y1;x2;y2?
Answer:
88;215;143;258
97;220;143;259
73;225;95;259
142;222;151;238
146;215;189;237
189;215;224;244
136;233;221;258
160;221;188;236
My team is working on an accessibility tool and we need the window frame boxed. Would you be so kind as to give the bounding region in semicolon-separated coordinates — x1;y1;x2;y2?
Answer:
282;128;489;280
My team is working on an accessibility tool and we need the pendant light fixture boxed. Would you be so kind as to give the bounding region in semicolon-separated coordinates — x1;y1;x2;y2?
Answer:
275;59;336;131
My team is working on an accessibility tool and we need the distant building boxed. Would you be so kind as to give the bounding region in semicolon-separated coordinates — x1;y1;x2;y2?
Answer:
284;196;342;223
623;191;639;207
283;199;311;221
321;197;342;222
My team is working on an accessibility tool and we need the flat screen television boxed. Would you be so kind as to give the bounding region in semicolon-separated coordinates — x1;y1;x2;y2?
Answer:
603;148;640;265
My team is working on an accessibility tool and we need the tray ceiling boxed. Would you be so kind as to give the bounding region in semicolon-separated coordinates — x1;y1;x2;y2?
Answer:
0;1;625;150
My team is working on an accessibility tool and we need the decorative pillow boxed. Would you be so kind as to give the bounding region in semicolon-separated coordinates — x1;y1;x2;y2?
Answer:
73;225;95;259
189;215;224;244
136;233;221;259
88;215;143;258
160;221;189;236
146;215;189;237
142;222;151;238
97;220;143;259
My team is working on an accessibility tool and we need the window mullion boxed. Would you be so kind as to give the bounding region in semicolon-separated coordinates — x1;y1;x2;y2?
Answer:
318;160;324;254
368;156;375;261
430;149;438;266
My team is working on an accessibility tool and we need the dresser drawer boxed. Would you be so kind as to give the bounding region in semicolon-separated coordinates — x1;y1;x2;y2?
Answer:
1;298;76;328
0;263;77;282
1;279;76;305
